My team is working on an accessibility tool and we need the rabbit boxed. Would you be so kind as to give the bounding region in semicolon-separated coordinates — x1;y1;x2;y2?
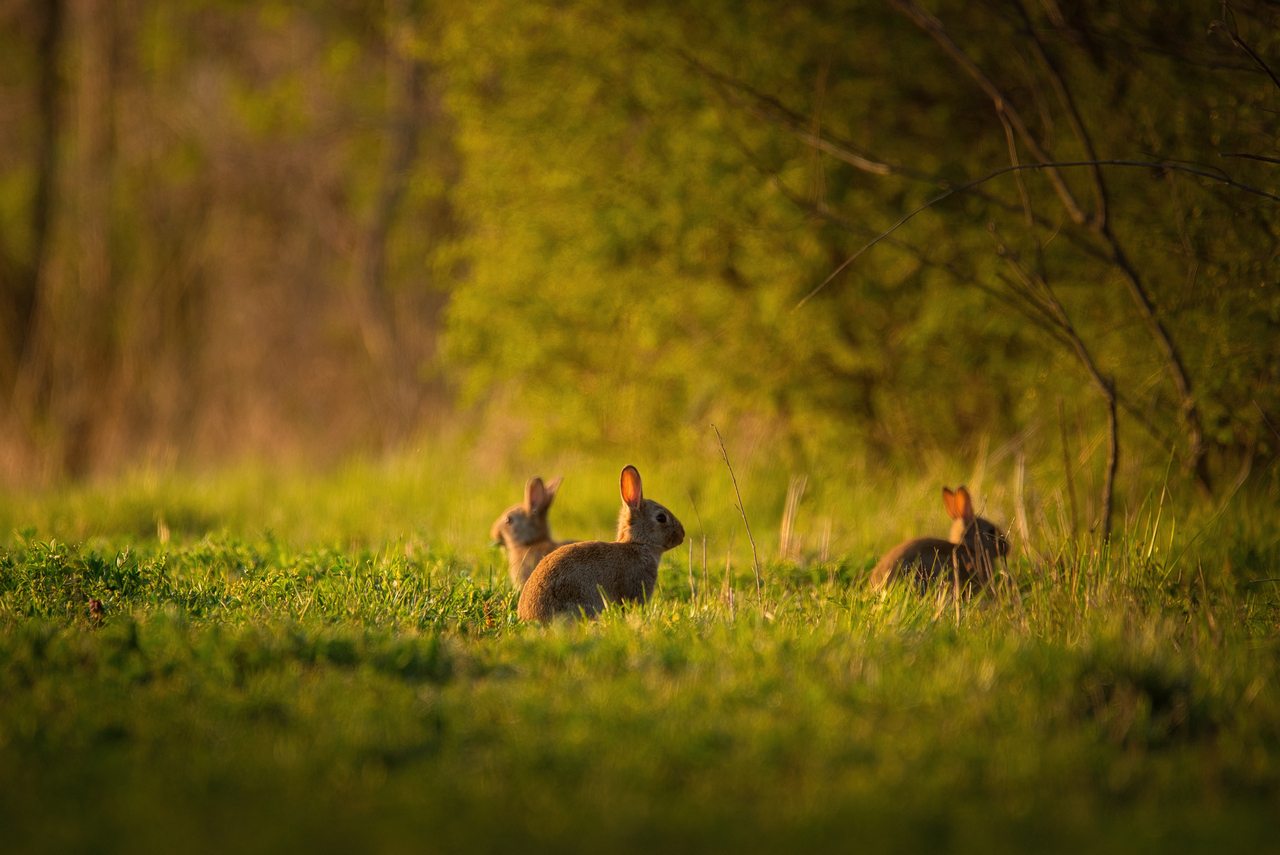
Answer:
491;475;575;587
517;465;685;623
869;485;1008;593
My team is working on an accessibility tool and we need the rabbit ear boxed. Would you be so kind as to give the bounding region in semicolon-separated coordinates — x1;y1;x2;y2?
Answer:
943;487;958;519
620;465;644;509
954;486;975;522
525;477;546;513
530;476;560;513
543;475;563;505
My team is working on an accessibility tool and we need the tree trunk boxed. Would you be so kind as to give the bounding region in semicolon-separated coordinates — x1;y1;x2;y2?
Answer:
0;0;63;401
351;0;426;440
13;0;118;478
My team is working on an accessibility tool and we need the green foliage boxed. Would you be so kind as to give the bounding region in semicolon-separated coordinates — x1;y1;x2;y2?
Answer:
433;0;1280;485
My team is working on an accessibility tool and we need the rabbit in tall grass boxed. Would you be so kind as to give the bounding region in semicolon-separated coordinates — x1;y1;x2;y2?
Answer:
491;475;575;587
518;465;684;623
869;486;1008;593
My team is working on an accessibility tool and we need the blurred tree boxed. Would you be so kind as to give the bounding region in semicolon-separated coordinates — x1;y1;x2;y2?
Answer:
20;0;120;478
0;0;65;472
0;0;458;481
350;0;457;432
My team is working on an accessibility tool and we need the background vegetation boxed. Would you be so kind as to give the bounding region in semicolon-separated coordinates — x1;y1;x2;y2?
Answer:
1;0;1277;513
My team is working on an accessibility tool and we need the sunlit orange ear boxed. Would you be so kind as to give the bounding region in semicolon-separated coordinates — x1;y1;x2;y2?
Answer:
956;486;974;522
943;487;958;519
525;477;545;512
620;465;644;509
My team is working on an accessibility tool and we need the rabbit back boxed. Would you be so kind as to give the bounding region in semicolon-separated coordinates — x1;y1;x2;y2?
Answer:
871;486;1007;593
870;537;957;590
517;540;659;622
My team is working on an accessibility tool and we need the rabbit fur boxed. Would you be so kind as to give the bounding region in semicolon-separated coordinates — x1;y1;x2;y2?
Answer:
869;486;1008;593
517;465;684;623
491;475;575;587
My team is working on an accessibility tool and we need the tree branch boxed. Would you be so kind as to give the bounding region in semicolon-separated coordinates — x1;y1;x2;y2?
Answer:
991;227;1116;537
794;157;1280;310
1209;19;1280;93
678;48;898;177
1012;0;1108;228
891;0;1090;224
890;0;1215;492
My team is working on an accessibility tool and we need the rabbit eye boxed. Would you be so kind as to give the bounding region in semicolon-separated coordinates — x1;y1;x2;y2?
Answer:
656;512;667;523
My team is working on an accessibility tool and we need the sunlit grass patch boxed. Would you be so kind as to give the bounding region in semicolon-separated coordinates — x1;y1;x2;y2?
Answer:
1;456;1278;853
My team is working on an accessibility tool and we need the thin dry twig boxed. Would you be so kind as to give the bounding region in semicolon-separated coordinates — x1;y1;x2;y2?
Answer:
1256;400;1280;442
713;424;764;617
686;488;709;606
997;109;1034;225
1011;0;1107;227
1221;152;1280;164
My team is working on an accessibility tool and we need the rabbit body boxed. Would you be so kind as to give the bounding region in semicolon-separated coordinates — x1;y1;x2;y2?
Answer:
870;486;1008;592
518;465;684;623
491;476;575;587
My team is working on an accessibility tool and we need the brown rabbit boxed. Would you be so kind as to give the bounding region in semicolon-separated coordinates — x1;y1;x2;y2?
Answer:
869;486;1008;593
517;465;685;623
491;475;575;587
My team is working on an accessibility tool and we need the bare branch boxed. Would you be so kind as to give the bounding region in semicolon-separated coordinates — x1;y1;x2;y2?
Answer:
991;228;1117;537
997;109;1034;225
1012;0;1108;228
1221;152;1280;164
891;0;1213;491
1100;220;1210;494
794;156;1280;310
678;48;897;177
890;0;1090;224
1256;400;1280;443
1210;19;1280;93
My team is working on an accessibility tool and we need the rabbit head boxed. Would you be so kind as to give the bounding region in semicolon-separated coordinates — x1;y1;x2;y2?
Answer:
944;485;1008;584
491;476;567;586
491;475;561;547
615;465;685;552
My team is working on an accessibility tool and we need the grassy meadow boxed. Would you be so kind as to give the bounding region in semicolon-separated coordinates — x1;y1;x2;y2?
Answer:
3;3;1279;852
2;440;1279;854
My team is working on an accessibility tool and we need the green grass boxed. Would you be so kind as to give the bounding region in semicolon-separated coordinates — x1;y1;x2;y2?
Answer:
2;447;1279;853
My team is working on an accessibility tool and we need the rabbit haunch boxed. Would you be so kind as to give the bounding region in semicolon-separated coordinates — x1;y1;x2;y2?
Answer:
491;475;575;587
869;486;1008;592
517;465;685;623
